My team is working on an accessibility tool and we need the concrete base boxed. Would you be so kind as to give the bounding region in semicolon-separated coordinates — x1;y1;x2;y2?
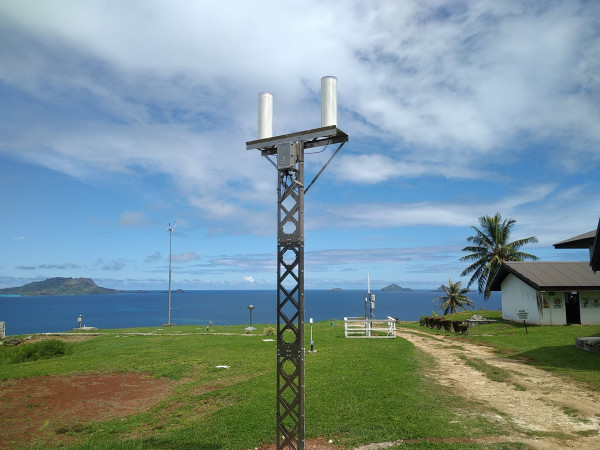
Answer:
467;319;498;327
575;337;600;355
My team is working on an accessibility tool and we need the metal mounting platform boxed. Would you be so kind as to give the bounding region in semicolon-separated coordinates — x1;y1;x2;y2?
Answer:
246;125;348;154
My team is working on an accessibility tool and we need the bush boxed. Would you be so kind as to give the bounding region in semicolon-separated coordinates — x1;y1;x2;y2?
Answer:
10;339;71;364
263;326;275;336
432;317;442;330
452;321;468;335
440;319;452;332
419;316;427;326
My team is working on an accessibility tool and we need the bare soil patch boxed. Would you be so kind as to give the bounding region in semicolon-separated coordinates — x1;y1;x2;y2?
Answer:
0;373;174;448
391;327;600;449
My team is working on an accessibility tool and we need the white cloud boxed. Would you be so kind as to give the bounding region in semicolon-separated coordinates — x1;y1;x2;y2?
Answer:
243;275;255;284
119;211;148;227
308;182;600;247
96;259;126;271
2;1;597;192
172;252;201;263
333;152;495;184
0;1;598;290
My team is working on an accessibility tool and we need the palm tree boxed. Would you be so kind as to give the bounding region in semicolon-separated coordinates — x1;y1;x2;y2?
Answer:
433;280;474;315
460;213;538;299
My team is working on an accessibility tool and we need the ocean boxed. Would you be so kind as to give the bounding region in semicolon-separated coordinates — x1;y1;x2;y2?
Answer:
0;289;501;336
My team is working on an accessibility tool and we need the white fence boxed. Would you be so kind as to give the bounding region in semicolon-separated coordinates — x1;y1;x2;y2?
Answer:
344;316;397;338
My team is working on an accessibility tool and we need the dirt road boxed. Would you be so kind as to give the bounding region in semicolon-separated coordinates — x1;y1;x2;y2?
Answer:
380;327;600;449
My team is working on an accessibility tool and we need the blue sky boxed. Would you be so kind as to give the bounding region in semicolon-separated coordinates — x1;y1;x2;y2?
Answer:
1;1;599;291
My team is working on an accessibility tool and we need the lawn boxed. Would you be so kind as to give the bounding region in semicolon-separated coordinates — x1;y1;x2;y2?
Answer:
1;322;507;449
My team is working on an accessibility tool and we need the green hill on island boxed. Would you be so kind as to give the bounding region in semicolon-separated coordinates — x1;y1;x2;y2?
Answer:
0;277;119;296
381;283;412;291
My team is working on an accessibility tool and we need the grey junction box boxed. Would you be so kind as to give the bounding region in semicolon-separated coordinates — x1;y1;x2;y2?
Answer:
277;141;297;170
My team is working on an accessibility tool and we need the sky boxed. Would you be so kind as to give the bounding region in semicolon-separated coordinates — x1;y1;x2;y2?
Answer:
1;1;599;291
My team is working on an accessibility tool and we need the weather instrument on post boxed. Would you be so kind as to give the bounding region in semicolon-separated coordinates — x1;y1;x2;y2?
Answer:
246;77;348;449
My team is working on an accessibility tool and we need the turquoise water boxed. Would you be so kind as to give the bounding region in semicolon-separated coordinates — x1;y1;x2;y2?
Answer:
0;289;501;336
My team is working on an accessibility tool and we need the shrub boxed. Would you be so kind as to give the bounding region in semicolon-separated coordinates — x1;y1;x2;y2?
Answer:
440;319;452;332
432;317;442;330
452;321;468;335
10;339;71;364
428;317;436;329
263;326;275;336
419;316;427;326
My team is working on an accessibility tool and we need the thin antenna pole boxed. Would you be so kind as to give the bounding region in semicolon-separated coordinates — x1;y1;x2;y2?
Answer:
166;222;176;325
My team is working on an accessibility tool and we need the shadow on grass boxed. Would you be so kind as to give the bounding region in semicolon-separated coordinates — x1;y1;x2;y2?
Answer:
517;345;600;373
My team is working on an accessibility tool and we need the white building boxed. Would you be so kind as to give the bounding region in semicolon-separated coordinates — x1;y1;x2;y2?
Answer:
490;261;600;325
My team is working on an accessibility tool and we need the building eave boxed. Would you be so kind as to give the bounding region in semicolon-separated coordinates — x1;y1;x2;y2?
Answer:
553;230;596;249
490;261;600;292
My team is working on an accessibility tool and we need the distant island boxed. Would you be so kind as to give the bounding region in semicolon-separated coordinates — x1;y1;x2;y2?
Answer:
381;283;412;292
0;277;119;296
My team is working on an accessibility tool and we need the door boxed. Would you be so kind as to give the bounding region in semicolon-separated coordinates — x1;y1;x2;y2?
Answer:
565;292;581;325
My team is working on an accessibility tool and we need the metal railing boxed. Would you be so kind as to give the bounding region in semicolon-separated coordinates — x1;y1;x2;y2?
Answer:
344;316;397;338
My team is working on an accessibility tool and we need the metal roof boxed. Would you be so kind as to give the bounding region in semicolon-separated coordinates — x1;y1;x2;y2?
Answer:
553;230;596;249
490;261;600;292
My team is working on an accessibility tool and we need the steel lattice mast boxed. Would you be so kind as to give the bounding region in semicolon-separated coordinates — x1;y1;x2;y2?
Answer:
246;77;348;450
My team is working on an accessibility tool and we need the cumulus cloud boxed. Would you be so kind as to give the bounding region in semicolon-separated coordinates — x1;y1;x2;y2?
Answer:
0;1;598;288
1;1;597;221
243;275;255;284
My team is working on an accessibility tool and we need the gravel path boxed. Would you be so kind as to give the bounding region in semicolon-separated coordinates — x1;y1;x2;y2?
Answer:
374;327;600;449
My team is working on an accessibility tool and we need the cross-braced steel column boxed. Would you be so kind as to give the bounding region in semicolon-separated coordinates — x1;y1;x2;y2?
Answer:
276;143;305;449
246;124;348;450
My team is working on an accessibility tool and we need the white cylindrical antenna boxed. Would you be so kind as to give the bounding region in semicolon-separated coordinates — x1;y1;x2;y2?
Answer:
258;92;273;139
321;76;337;127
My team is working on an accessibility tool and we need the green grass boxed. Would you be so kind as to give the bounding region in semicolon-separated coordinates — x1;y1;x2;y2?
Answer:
457;355;526;391
7;339;71;364
0;321;507;449
405;311;600;387
4;313;599;448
